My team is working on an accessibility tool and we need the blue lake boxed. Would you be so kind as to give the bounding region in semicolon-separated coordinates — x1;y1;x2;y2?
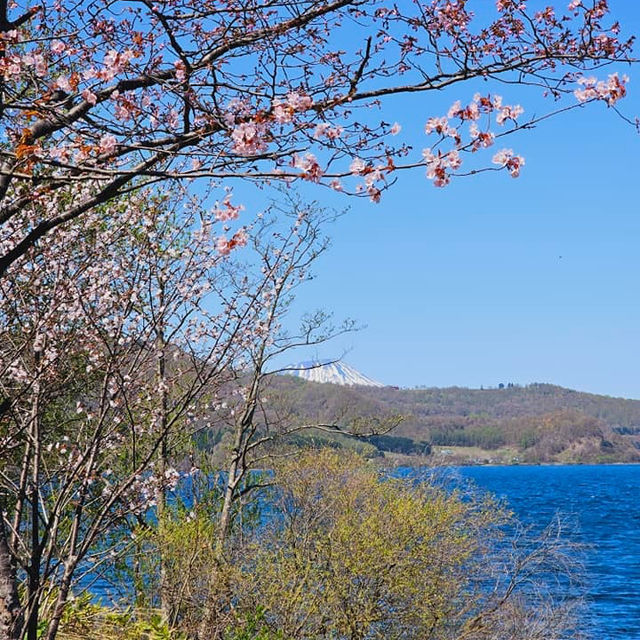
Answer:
450;464;640;640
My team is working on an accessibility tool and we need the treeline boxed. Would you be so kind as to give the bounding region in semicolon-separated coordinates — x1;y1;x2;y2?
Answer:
429;425;506;450
256;377;640;463
365;434;432;456
367;383;640;428
279;432;432;458
423;410;626;461
269;377;640;429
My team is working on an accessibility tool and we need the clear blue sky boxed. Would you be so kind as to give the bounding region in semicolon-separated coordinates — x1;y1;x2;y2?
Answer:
246;2;640;399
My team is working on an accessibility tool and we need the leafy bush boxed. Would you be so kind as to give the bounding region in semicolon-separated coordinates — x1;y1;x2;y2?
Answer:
227;450;581;640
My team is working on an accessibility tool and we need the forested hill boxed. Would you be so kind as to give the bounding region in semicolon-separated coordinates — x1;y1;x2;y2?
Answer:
267;378;640;464
358;383;640;426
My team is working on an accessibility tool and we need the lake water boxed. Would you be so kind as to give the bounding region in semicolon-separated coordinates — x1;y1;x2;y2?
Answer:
451;464;640;640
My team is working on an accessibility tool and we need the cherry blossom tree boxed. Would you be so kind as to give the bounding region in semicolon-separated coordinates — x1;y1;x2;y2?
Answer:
108;198;400;637
0;0;635;276
0;187;280;640
0;184;382;640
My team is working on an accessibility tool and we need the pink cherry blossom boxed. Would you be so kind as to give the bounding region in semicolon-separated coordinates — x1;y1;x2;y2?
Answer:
82;89;97;105
114;95;138;121
99;134;117;155
313;123;331;138
231;227;248;249
350;157;367;175
51;40;66;55
286;91;313;111
291;153;323;181
447;149;462;169
271;99;293;124
422;148;462;187
492;149;513;166
55;75;72;92
173;60;187;82
313;123;343;140
167;108;180;129
496;104;524;125
213;195;244;222
0;0;632;275
425;116;453;136
231;122;268;156
216;236;232;256
100;49;134;82
49;145;70;162
23;52;47;77
469;123;495;150
492;148;525;177
574;73;628;106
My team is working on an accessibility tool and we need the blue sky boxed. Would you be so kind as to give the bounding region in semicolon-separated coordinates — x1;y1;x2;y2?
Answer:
250;2;640;398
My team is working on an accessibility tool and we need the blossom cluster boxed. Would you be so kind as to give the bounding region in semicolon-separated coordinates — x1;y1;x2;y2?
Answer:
0;0;629;222
416;93;525;187
574;73;629;106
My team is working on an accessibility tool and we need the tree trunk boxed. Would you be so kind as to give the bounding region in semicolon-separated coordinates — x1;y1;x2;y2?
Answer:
216;452;239;557
0;500;22;640
25;481;41;640
26;387;42;640
154;286;171;621
43;562;74;640
155;436;170;620
198;399;256;640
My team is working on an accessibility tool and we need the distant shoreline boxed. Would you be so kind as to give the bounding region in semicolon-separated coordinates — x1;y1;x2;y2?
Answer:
379;451;640;468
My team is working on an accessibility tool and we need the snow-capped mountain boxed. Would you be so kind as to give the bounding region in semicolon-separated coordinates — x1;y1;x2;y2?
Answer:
284;360;384;387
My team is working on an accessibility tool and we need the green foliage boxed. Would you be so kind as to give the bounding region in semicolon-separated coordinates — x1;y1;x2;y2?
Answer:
245;453;476;636
429;425;506;449
59;592;102;632
55;594;188;640
133;613;186;640
224;609;283;640
225;449;577;640
284;428;381;457
57;449;582;640
518;428;540;449
365;434;431;455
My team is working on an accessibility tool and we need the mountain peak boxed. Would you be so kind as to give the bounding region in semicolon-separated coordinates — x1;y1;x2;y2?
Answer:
284;360;384;387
